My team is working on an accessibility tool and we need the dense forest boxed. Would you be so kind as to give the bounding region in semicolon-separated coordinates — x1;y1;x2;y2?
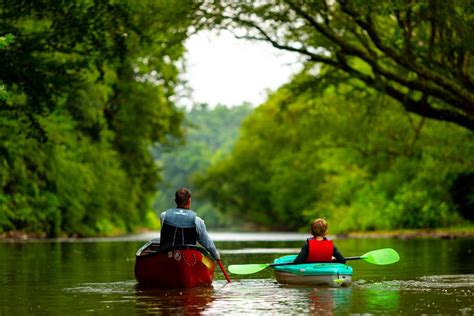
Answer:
1;1;472;237
0;1;200;236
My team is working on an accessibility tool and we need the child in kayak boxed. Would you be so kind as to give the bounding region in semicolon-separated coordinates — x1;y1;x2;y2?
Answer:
293;218;346;263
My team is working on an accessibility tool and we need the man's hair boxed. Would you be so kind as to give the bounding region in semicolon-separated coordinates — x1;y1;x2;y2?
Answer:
175;188;191;207
310;218;328;237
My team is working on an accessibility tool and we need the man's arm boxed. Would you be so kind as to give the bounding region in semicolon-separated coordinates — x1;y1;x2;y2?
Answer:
195;217;220;260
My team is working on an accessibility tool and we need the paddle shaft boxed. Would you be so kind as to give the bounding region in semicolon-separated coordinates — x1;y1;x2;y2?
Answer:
272;255;367;266
229;248;399;275
268;259;355;268
256;256;367;268
267;250;396;264
268;262;301;268
217;260;232;283
271;249;395;265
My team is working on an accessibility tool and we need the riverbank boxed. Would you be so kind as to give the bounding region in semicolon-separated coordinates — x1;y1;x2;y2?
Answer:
338;226;474;239
1;226;473;241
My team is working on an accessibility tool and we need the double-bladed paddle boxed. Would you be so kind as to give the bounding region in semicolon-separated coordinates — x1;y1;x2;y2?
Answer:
228;248;400;275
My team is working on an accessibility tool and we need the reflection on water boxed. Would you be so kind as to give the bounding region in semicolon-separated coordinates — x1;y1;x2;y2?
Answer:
308;287;352;315
204;280;313;315
354;280;400;313
0;235;472;314
57;276;474;315
353;274;474;315
135;286;215;315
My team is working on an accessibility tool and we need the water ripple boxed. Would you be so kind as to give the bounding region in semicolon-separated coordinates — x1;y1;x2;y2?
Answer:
355;274;474;292
63;281;136;294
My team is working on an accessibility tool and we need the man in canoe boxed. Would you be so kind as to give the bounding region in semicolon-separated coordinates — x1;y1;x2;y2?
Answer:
159;188;220;261
293;218;346;263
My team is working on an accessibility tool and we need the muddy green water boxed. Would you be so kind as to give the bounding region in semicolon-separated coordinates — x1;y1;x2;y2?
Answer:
0;233;472;315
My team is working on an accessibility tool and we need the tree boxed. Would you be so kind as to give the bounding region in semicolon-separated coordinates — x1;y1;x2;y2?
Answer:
198;70;474;232
0;1;200;236
0;34;14;101
200;0;474;130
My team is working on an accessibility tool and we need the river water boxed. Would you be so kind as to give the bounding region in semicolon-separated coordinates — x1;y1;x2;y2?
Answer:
0;232;472;315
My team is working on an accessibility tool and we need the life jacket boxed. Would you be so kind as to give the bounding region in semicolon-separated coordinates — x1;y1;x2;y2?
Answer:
305;238;334;262
160;208;198;248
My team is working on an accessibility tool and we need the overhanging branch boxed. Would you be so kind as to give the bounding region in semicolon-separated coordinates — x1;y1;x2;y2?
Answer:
337;0;474;106
338;60;474;130
284;0;471;116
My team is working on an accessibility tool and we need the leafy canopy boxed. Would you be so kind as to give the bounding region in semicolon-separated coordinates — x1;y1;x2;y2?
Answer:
0;0;200;236
199;0;474;130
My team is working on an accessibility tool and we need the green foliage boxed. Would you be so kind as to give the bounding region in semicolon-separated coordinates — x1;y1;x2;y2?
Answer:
153;103;252;228
0;1;200;236
0;34;14;101
2;1;471;236
200;0;474;130
0;85;8;101
0;34;14;49
199;68;474;232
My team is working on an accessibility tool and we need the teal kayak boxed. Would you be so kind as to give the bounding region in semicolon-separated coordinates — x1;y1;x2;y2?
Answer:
272;255;353;287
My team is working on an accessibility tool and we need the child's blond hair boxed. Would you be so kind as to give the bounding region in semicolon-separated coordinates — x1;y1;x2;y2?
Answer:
310;218;328;237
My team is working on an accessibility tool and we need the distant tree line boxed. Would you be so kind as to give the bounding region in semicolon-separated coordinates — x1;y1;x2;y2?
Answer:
153;103;252;228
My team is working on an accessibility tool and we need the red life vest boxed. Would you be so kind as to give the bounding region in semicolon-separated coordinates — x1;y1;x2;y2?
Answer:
305;238;334;262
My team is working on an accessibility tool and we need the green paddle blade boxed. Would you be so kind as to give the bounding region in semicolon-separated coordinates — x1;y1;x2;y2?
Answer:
361;248;400;265
228;263;271;275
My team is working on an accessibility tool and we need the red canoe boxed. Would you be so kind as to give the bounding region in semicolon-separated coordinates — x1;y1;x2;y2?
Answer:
134;241;216;289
